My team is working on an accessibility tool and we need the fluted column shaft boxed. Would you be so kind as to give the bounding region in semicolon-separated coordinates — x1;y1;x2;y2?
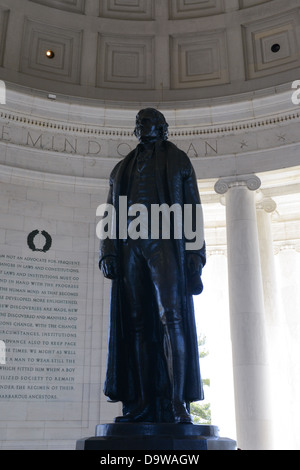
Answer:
256;196;279;325
256;197;293;449
215;175;273;450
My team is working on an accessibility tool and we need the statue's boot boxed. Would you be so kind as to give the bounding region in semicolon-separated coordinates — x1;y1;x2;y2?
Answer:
164;323;193;424
115;332;153;423
114;401;153;423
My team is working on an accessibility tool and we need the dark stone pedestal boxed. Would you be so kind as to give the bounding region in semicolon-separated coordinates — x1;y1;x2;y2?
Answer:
76;423;236;450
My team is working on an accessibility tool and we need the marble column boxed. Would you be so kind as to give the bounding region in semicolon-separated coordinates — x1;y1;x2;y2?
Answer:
204;249;236;440
256;196;279;324
275;244;300;448
215;175;273;450
256;197;292;449
276;245;300;337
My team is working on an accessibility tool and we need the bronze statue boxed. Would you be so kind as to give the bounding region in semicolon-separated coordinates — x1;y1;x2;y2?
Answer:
99;108;206;424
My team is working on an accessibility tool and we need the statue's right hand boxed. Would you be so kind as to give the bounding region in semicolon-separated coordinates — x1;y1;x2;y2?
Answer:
99;256;119;280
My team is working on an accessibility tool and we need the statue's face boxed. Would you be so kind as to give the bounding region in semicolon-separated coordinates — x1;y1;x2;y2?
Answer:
135;110;160;144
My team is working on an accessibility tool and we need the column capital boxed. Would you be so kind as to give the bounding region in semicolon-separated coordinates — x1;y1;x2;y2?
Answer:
256;193;277;214
214;174;261;195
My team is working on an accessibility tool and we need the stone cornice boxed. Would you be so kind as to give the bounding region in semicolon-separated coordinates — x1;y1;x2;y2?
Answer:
3;83;300;137
0;106;299;139
1;86;300;180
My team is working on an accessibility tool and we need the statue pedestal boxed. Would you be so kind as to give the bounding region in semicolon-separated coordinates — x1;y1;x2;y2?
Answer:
76;423;236;450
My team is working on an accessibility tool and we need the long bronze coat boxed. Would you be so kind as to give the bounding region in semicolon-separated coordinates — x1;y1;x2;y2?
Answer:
99;140;206;416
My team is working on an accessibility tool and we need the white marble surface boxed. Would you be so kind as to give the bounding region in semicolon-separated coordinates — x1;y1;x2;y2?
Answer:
0;170;121;449
218;179;274;450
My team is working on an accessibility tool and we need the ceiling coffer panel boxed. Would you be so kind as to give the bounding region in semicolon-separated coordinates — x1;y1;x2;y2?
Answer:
0;7;9;67
239;0;272;9
170;30;230;89
20;18;83;84
97;33;155;89
169;0;224;19
29;0;85;14
243;9;300;80
99;0;154;20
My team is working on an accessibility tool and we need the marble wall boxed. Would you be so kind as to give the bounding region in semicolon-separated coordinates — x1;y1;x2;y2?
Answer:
0;167;121;449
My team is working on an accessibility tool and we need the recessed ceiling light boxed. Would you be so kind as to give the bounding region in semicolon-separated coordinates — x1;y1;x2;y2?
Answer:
271;44;281;53
46;50;55;59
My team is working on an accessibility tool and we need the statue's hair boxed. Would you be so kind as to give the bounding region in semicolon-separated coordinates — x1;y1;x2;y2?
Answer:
134;108;169;141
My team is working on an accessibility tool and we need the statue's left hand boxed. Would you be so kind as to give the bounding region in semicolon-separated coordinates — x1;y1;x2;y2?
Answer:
99;256;119;280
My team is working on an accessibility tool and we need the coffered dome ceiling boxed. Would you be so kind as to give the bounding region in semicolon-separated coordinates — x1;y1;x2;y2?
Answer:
0;0;300;104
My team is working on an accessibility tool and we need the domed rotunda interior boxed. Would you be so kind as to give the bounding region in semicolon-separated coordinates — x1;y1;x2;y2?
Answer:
0;0;300;451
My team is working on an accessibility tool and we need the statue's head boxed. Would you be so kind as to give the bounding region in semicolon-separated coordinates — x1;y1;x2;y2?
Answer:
134;108;169;144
